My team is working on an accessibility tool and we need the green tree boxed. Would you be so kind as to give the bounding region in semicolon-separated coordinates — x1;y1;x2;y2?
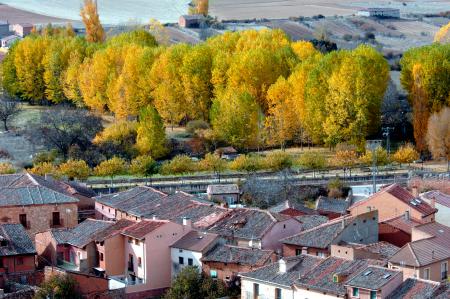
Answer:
199;153;226;176
58;159;91;180
136;106;167;158
130;155;158;177
264;151;293;171
211;91;261;149
35;274;82;299
229;154;264;173
297;152;327;177
94;157;128;178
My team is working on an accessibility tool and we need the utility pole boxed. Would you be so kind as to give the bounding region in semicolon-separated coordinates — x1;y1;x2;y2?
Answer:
366;140;382;195
382;127;394;155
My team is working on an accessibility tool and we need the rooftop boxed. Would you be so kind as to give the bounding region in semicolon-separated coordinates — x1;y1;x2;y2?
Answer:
121;220;167;240
52;219;113;248
385;278;440;299
207;208;291;240
170;230;218;252
345;266;401;290
356;241;400;260
295;215;329;230
0;186;79;206
421;190;450;208
202;244;273;266
0;224;35;257
207;184;239;195
381;214;422;234
349;184;437;218
94;219;135;242
389;238;450;267
281;215;355;249
316;196;350;215
240;255;322;287
269;200;316;215
295;257;368;296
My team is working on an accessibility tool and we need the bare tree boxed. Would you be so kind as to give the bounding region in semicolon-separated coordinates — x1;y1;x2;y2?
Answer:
0;99;21;131
30;107;103;158
426;107;450;171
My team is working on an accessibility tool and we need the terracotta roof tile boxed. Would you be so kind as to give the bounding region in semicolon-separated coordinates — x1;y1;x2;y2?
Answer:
421;191;450;208
385;278;440;299
170;230;218;252
381;215;423;234
121;220;167;240
202;244;273;266
0;224;35;256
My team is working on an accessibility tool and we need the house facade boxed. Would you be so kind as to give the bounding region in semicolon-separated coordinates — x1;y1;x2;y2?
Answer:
348;184;437;223
0;224;36;288
420;191;450;227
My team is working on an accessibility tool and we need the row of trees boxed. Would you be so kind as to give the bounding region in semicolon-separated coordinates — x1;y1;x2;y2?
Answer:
17;144;420;180
1;25;390;151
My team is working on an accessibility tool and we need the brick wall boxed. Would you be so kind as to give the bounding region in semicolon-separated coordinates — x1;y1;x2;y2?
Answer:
0;203;78;239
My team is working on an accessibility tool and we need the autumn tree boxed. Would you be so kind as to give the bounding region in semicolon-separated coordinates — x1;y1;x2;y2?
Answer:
29;162;60;177
392;143;419;165
136;106;167;158
160;155;197;175
94;156;128;178
229;154;264;173
264;151;293;171
434;21;450;43
35;274;82;299
58;160;91;180
0;162;15;174
93;121;138;158
210;91;260;149
426;107;450;170
196;0;209;16
400;44;450;152
360;147;390;166
130;155;158;177
80;0;105;43
297;152;327;175
198;153;226;177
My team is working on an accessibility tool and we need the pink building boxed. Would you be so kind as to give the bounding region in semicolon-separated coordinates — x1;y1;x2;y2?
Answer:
115;219;192;298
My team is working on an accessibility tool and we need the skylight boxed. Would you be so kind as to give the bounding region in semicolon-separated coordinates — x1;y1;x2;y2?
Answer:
363;270;372;276
383;274;391;279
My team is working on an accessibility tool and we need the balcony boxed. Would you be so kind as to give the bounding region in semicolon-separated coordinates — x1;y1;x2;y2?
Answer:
110;275;144;286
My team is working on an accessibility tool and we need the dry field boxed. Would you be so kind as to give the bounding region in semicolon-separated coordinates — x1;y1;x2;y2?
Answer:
0;4;69;24
209;0;450;20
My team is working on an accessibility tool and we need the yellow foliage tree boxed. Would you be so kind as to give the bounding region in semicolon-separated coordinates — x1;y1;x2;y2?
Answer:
0;162;15;174
392;143;419;165
80;0;105;43
434;21;450;43
291;41;319;61
196;0;209;16
94;157;128;178
331;150;359;168
360;147;390;166
426;107;450;169
59;160;91;180
29;162;60;177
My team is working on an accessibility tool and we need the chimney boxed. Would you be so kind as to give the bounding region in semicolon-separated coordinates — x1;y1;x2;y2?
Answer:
45;174;54;181
367;206;372;212
278;259;287;273
182;217;192;228
411;186;419;197
285;200;290;209
431;197;436;209
404;210;410;221
341;217;345;229
152;215;157;220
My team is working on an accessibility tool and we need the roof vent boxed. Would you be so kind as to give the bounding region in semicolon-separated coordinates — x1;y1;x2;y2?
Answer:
383;274;391;279
438;229;444;234
410;201;418;206
363;270;372;276
414;198;422;204
278;259;287;273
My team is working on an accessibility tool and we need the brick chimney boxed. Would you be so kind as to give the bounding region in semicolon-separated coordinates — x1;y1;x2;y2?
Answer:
431;197;436;209
411;185;419;197
182;217;192;228
404;210;410;221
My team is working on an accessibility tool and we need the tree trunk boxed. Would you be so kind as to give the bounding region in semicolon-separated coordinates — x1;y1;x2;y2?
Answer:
3;120;7;132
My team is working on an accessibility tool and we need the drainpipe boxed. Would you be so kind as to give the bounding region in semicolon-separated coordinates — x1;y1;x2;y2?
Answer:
143;240;146;285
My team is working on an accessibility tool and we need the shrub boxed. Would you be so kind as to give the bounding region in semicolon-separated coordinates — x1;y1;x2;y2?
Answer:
392;143;419;165
360;147;390;166
264;151;293;171
297;152;327;170
32;150;59;164
229;154;264;173
130;156;158;177
161;155;197;175
186;120;210;135
94;157;128;178
331;150;358;168
198;153;226;174
58;160;91;180
0;162;15;174
29;162;60;178
35;274;82;299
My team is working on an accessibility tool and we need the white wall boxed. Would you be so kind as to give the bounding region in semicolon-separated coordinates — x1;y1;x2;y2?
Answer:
294;288;342;299
170;247;203;279
241;278;293;299
421;200;450;227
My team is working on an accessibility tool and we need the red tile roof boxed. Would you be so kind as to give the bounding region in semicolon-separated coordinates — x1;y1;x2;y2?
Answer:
381;215;423;234
350;184;437;217
421;190;450;208
121;220;167;240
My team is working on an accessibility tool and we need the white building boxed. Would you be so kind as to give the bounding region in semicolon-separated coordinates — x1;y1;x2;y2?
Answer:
240;255;322;299
170;229;219;279
357;8;400;18
420;190;450;227
1;35;21;49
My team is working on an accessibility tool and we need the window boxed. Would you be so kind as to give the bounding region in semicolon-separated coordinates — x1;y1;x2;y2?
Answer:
16;257;23;265
283;224;286;229
295;249;302;256
52;212;61;226
441;262;448;280
100;253;104;262
135;239;140;245
210;270;217;278
370;290;376;299
253;283;259;299
275;287;282;299
0;240;7;247
179;249;183;253
128;237;133;243
188;258;193;266
138;257;142;267
0;258;3;268
424;268;430;280
179;257;184;265
19;214;28;228
128;254;134;272
352;287;359;298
